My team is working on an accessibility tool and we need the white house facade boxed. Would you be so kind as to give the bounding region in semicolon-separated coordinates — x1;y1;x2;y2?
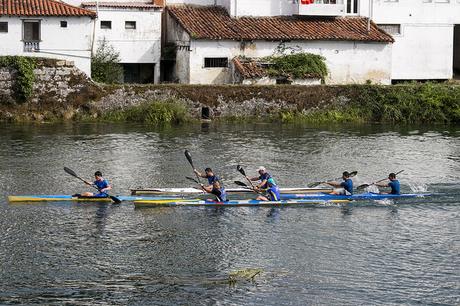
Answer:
79;1;164;83
165;0;460;82
0;0;95;76
164;5;394;85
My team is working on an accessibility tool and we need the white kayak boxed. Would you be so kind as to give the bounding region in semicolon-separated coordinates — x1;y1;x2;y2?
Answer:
130;187;333;195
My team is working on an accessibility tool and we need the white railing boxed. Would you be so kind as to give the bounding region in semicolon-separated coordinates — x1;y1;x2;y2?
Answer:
24;41;40;52
298;0;346;16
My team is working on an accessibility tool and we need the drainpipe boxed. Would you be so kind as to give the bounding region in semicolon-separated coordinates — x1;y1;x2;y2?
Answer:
367;0;373;32
91;0;99;56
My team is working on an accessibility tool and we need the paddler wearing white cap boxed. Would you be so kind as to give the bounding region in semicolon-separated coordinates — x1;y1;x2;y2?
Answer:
246;166;281;201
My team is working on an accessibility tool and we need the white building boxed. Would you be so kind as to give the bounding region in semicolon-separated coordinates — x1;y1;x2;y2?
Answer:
164;5;394;84
0;0;95;76
79;1;164;83
165;0;460;83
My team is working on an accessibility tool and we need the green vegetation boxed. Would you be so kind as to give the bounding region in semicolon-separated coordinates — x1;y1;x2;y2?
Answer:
101;99;190;125
0;56;36;103
264;53;328;81
91;39;123;84
278;83;460;124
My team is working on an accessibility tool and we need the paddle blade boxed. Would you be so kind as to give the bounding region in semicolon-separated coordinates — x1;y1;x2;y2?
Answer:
357;184;370;190
234;180;248;187
64;167;78;178
307;181;323;188
184;150;194;168
110;195;122;204
237;165;246;176
349;171;358;177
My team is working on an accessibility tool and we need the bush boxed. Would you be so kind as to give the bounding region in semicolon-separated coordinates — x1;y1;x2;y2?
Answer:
102;99;190;125
264;53;328;81
91;39;123;84
0;56;36;103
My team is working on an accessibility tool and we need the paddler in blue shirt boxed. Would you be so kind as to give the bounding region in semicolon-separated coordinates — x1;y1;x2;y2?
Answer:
248;166;281;201
375;172;400;194
193;167;227;202
81;171;112;197
326;171;353;195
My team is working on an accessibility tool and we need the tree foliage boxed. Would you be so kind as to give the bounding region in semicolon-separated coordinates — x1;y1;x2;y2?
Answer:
91;39;123;84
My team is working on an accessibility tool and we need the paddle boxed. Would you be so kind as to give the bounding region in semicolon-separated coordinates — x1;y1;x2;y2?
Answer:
357;170;404;190
236;165;256;188
185;150;201;184
63;167;121;204
307;171;358;188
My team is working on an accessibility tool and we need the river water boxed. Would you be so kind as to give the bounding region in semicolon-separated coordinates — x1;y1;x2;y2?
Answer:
0;122;459;305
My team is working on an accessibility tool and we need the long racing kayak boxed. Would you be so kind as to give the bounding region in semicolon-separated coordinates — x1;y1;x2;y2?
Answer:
130;187;333;195
8;195;182;203
279;192;432;201
134;198;349;208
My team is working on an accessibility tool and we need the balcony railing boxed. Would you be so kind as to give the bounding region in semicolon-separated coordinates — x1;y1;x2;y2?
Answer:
298;0;346;16
24;41;40;52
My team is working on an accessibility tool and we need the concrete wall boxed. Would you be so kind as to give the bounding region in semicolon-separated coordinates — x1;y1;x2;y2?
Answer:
0;16;93;76
92;9;162;83
165;12;191;83
183;40;392;85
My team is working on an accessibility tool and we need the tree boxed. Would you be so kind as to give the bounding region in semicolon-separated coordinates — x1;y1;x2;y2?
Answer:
91;39;123;84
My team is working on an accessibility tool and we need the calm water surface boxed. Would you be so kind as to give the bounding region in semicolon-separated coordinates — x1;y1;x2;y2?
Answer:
0;122;459;305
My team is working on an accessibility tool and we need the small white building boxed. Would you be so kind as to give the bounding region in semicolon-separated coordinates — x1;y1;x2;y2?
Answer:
79;1;164;83
164;5;394;85
0;0;95;76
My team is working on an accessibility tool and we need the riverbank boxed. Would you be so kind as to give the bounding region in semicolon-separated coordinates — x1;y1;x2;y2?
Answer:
0;57;459;124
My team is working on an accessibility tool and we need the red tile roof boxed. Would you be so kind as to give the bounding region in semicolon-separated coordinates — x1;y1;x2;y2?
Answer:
82;2;162;9
168;5;394;43
0;0;96;17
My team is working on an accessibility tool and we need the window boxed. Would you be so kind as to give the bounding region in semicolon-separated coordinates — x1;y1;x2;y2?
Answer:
60;21;67;28
378;24;401;35
23;20;40;41
204;57;228;68
125;21;136;29
101;21;111;29
0;22;7;33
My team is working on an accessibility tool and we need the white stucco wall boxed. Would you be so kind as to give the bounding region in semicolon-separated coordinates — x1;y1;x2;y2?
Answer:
185;40;392;85
92;8;162;83
0;16;93;76
360;0;460;80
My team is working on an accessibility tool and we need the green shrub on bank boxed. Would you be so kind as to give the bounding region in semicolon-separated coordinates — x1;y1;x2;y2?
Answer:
91;39;123;84
102;99;190;125
0;56;36;103
279;83;460;124
265;53;328;81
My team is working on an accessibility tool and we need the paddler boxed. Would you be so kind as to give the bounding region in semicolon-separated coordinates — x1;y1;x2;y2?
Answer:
193;168;227;202
326;171;353;195
80;171;112;197
248;167;281;201
375;172;400;194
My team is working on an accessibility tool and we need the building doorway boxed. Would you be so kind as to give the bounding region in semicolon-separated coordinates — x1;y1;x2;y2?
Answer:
454;25;460;79
122;63;155;84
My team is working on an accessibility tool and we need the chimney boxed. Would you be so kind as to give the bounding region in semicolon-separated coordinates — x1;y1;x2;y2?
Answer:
153;0;165;6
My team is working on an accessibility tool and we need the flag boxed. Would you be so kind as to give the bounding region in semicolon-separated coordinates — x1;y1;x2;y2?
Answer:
301;0;315;4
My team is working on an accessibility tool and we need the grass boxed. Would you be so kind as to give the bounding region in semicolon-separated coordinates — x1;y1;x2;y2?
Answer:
101;99;191;125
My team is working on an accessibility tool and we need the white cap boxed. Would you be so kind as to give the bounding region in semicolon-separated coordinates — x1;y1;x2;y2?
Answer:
257;166;266;172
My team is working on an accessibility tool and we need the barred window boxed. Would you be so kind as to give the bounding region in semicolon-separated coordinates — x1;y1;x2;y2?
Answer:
378;24;401;35
125;21;136;29
101;21;112;29
204;57;228;68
